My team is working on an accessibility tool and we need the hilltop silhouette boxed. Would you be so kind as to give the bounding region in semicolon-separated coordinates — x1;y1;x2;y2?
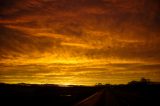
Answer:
0;79;160;106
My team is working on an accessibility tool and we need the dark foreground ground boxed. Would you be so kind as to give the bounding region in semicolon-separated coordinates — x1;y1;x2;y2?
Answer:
0;83;101;106
0;83;160;106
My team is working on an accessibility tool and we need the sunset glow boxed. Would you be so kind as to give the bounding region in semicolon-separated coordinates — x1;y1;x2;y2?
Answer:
0;0;160;85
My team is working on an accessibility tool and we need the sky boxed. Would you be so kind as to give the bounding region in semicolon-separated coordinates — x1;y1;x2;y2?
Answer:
0;0;160;85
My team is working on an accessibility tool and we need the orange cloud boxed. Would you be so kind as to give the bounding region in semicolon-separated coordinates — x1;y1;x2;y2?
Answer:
0;0;160;85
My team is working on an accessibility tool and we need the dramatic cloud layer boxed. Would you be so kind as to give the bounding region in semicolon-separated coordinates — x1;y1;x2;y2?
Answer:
0;0;160;85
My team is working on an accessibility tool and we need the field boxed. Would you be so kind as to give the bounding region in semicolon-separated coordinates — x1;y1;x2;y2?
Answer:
0;82;160;106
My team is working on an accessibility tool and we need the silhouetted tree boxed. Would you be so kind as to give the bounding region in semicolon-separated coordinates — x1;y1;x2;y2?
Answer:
128;78;151;85
140;77;150;83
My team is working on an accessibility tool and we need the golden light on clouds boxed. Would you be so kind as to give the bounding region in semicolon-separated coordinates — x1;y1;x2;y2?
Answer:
0;0;160;85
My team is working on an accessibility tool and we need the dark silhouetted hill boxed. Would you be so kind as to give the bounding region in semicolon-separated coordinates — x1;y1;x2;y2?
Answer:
0;80;160;106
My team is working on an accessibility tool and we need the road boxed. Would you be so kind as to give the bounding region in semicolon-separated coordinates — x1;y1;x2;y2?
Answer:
74;88;133;106
74;89;105;106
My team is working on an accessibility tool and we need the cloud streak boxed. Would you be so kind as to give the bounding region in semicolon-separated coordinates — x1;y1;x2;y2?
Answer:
0;0;160;85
